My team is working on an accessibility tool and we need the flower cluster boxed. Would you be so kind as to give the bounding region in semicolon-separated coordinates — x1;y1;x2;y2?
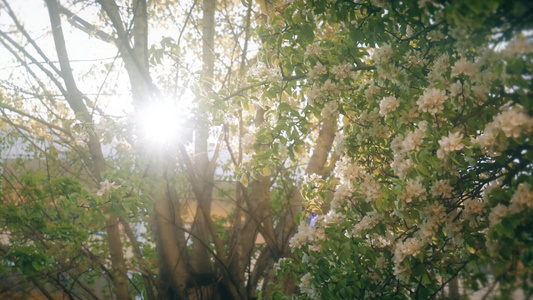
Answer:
289;220;328;252
275;1;533;298
321;101;338;119
394;237;423;270
307;80;340;105
463;198;485;222
419;203;447;242
334;156;365;185
308;62;327;80
507;37;533;54
489;204;509;228
391;154;413;178
451;58;478;77
399;178;426;203
96;179;120;197
373;43;393;65
299;273;320;299
437;131;464;159
488;183;533;228
331;62;355;81
430;179;453;198
305;43;323;57
472;104;533;156
417;87;447;115
360;174;381;203
401;121;427;152
352;212;380;236
379;96;400;116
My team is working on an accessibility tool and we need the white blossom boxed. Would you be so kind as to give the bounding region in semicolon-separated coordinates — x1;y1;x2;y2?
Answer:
471;121;504;157
394;237;423;264
273;257;290;271
463;198;485;218
508;37;533;54
391;134;404;154
419;219;438;242
379;96;400;116
508;183;533;214
373;43;393;65
308;62;327;80
299;272;320;299
394;263;410;281
289;220;328;251
334;156;366;185
472;104;533;156
431;179;453;198
417;87;447;115
402;122;426;152
423;203;447;222
391;154;413;178
403;50;425;68
360;174;382;203
437;131;464;159
331;183;353;209
420;203;448;242
400;178;426;203
289;221;311;250
306;85;321;105
451;58;478;77
305;43;323;57
96;179;120;197
445;215;464;241
434;54;449;70
352;212;380;236
364;83;380;100
471;85;489;104
370;234;391;248
489;204;508;228
324;211;344;225
321;101;338;119
493;105;533;139
321;79;340;95
331;62;355;81
449;81;463;98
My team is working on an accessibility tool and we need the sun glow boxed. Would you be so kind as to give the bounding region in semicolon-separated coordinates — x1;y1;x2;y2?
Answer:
139;100;185;146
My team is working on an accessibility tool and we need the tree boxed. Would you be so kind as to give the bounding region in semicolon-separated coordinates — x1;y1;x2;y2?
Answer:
259;0;533;299
1;0;532;299
0;0;335;299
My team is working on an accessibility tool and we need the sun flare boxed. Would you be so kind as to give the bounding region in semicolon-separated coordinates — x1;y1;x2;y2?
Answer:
139;101;184;146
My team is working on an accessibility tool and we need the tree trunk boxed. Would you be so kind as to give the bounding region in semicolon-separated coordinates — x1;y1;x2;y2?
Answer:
264;116;338;298
154;182;189;299
448;277;460;299
107;216;131;299
45;1;130;299
187;0;218;281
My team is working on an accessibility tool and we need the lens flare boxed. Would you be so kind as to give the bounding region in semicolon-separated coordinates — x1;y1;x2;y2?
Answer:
139;100;183;146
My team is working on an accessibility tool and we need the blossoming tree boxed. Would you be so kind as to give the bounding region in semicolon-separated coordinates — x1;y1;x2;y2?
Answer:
0;0;342;298
254;0;533;298
0;0;532;298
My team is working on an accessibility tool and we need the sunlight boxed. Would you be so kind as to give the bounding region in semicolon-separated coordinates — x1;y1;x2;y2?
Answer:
139;100;185;146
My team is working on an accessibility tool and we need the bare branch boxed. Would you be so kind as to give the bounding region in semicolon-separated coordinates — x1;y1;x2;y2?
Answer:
58;4;116;44
2;0;62;75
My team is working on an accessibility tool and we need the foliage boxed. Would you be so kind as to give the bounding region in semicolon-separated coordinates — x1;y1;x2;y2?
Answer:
0;0;314;298
0;0;532;299
258;0;533;298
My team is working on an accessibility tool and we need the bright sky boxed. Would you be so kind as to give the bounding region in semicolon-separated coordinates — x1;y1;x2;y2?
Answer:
0;0;197;149
1;1;133;115
0;0;258;159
